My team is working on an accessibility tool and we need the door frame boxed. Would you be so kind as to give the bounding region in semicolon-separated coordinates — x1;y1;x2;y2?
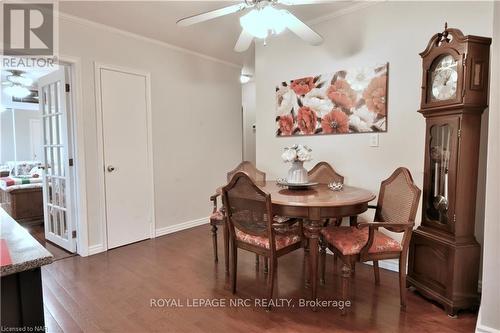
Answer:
94;62;155;252
59;55;89;256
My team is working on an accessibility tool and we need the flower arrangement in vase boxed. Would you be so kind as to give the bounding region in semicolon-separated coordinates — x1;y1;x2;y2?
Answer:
281;144;312;184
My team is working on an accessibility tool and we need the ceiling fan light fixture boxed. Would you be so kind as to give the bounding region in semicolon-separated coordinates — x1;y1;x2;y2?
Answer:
4;84;31;98
240;6;288;39
240;74;252;84
7;74;33;87
240;9;268;39
262;6;288;35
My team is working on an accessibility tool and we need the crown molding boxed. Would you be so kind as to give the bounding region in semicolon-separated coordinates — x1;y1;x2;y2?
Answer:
57;12;242;69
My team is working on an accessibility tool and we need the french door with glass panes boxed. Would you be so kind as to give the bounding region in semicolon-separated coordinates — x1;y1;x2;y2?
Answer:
38;68;75;252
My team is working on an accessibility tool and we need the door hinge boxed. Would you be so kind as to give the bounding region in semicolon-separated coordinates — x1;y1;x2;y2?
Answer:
69;158;74;166
72;230;77;238
458;129;461;138
453;214;456;223
65;84;71;93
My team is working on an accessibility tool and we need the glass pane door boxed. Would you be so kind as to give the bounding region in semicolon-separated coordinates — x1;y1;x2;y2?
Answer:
426;124;452;224
38;68;75;252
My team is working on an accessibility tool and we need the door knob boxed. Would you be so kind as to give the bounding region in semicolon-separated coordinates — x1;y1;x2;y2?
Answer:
107;165;116;172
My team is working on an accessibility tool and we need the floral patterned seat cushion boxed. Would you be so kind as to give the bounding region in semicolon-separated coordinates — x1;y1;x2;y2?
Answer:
210;209;225;222
234;226;301;250
321;226;401;256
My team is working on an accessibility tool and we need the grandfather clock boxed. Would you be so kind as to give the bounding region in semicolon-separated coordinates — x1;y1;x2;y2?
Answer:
407;25;491;316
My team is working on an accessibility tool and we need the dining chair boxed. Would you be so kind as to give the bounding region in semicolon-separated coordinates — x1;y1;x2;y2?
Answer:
308;161;345;227
308;161;344;185
319;167;421;312
307;161;345;283
210;161;276;274
222;172;303;308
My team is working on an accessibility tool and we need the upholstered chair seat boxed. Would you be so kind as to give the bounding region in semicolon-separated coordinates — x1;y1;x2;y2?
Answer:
321;225;402;256
235;225;302;250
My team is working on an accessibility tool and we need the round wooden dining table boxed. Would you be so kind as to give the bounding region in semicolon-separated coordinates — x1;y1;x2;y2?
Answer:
219;180;376;302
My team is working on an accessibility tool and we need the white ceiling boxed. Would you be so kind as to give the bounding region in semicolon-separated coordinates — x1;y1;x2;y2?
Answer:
59;1;358;67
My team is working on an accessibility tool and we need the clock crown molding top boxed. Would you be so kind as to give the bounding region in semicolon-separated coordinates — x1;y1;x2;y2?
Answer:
420;23;491;58
419;24;492;112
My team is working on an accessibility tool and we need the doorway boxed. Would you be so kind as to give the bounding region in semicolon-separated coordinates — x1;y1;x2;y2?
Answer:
0;63;80;259
95;64;154;250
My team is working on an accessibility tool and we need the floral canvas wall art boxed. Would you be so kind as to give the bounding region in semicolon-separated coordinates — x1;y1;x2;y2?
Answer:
276;63;388;136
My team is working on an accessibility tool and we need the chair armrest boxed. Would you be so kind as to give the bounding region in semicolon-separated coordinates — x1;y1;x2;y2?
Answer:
210;193;221;213
359;221;414;261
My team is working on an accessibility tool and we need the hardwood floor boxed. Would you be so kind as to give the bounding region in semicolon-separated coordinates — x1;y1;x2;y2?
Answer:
42;225;478;333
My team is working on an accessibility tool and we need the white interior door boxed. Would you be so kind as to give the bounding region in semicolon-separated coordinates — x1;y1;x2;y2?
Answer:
98;67;152;249
38;68;76;252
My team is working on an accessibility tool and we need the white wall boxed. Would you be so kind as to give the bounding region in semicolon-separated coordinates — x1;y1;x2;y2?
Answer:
255;1;493;240
59;16;242;249
13;109;42;161
0;108;43;164
476;2;500;332
0;109;15;163
242;81;256;163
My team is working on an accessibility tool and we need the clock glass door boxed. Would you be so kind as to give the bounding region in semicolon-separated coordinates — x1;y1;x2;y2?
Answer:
424;116;459;230
427;124;451;224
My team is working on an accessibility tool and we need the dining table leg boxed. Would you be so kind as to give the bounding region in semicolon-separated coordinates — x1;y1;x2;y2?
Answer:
303;213;323;310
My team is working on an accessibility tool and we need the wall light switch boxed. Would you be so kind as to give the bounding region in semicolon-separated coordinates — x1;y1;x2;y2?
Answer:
369;133;379;147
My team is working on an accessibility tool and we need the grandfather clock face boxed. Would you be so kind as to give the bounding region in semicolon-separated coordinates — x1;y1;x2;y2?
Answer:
430;55;458;101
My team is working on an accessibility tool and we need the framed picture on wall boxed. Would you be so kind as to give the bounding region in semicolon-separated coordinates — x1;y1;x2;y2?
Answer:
276;63;388;137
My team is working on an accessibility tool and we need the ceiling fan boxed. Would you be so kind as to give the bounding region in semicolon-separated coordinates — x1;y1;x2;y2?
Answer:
1;70;34;98
177;0;326;52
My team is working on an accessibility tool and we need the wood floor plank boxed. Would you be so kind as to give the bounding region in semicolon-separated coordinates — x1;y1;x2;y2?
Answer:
41;225;478;333
44;306;63;333
43;283;83;333
43;272;104;333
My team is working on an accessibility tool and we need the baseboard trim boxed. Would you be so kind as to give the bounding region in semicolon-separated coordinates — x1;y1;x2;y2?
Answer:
88;244;105;256
476;310;500;333
155;217;209;237
363;259;399;272
86;218;208;256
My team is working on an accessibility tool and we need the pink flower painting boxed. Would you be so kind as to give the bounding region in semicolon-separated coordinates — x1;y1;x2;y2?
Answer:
277;114;295;136
363;75;387;117
275;63;388;136
297;106;317;135
321;109;349;134
290;77;315;96
326;79;357;110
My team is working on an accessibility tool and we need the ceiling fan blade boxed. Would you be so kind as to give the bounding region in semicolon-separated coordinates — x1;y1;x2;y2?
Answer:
234;29;254;52
284;12;323;45
177;3;249;27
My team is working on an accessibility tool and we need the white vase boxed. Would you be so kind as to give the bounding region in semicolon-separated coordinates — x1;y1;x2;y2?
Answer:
287;160;308;184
